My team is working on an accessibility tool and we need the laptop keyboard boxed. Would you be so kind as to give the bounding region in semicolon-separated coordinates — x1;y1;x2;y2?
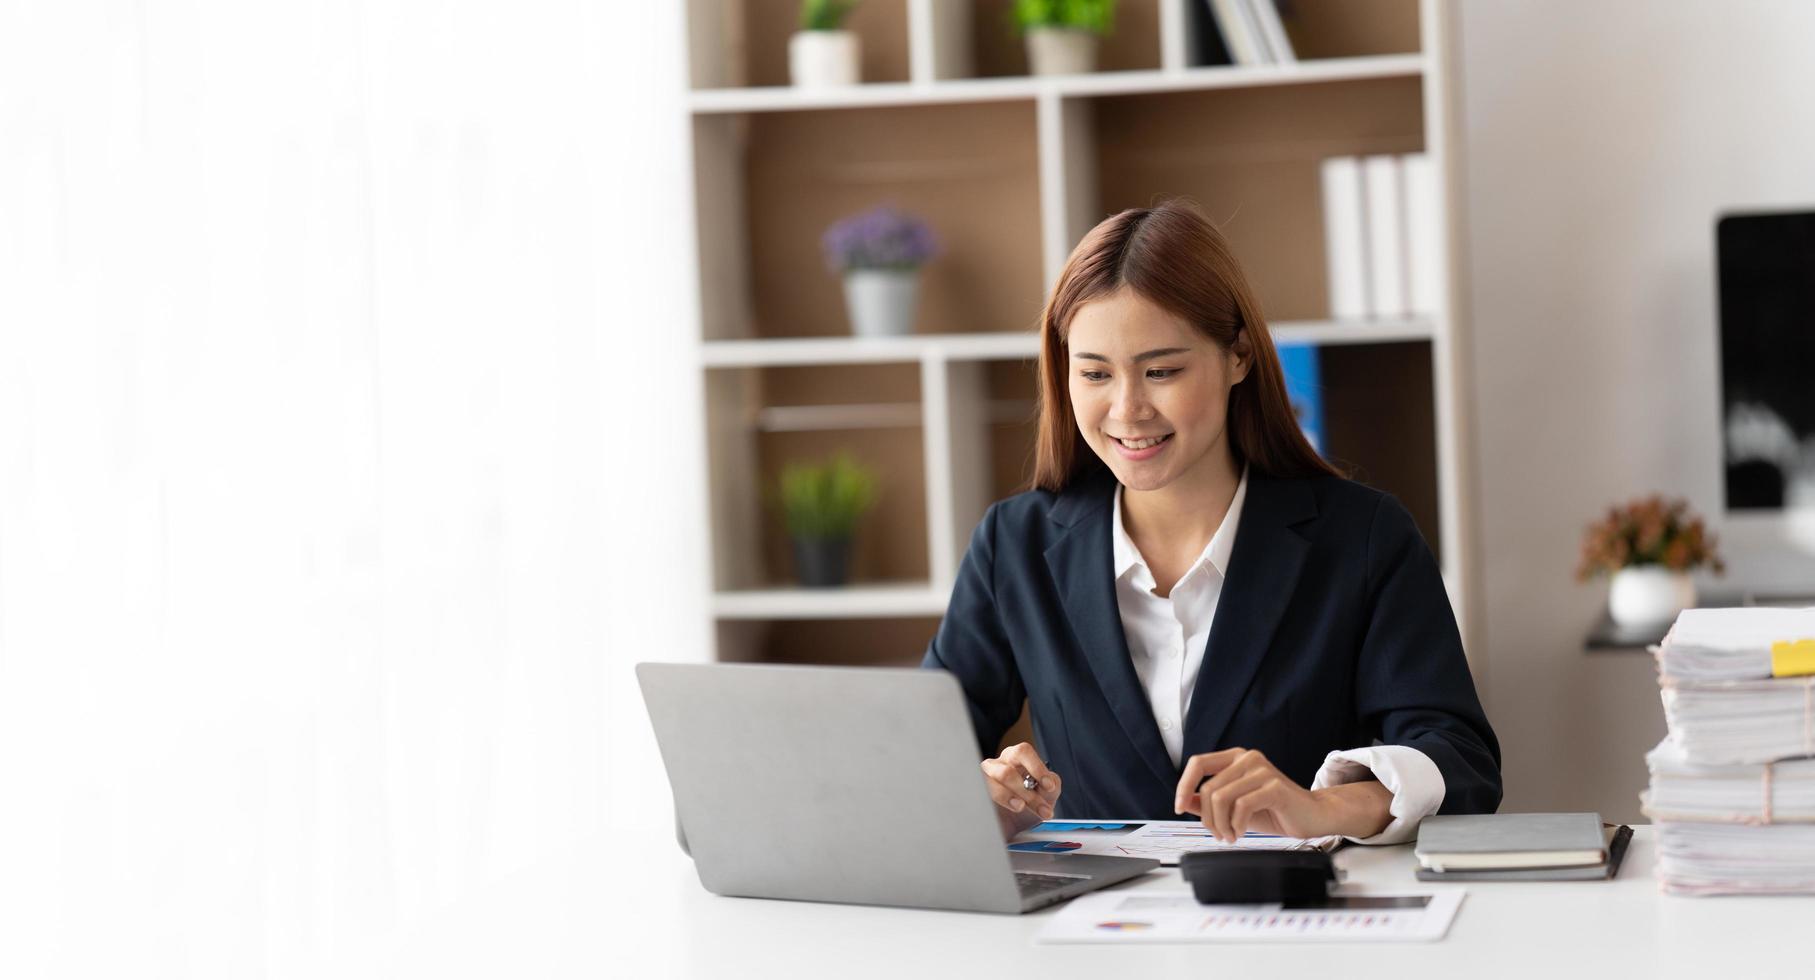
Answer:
1015;871;1088;900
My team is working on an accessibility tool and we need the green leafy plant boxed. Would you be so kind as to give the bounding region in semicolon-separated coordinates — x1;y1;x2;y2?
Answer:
1576;495;1726;580
1011;0;1117;35
780;454;878;539
800;0;861;31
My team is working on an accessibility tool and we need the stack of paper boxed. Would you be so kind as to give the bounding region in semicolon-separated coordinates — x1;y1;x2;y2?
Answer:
1644;736;1815;823
1650;822;1815;896
1646;607;1815;894
1656;606;1815;681
1658;678;1815;764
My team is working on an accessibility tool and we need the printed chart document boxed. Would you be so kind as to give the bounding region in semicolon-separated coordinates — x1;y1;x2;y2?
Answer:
1014;820;1340;865
1037;889;1464;944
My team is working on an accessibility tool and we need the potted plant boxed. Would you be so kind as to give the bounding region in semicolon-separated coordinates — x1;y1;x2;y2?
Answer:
1012;0;1117;76
791;0;862;87
780;454;878;588
1577;495;1726;627
822;205;940;337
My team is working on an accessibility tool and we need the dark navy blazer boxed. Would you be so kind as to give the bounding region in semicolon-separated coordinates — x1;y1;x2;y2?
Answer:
921;465;1502;821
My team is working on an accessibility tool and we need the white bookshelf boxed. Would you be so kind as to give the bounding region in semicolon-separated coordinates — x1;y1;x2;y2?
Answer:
680;0;1478;668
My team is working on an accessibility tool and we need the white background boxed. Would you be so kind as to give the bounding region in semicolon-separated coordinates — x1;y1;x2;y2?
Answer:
1;2;701;975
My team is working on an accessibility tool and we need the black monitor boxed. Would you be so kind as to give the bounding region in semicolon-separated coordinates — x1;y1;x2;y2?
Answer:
1717;211;1815;512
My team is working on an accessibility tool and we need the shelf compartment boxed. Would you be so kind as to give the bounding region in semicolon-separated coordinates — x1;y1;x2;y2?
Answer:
1080;74;1426;322
1184;0;1421;69
687;0;913;90
969;0;1164;79
705;363;930;593
1275;0;1422;61
692;100;1045;342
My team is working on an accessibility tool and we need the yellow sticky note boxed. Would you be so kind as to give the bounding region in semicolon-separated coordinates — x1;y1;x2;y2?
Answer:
1770;639;1815;678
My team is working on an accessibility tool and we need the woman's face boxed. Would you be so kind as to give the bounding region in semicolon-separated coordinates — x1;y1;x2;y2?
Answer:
1066;288;1248;493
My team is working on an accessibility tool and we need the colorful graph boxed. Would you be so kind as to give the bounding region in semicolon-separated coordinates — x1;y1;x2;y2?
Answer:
1094;921;1154;932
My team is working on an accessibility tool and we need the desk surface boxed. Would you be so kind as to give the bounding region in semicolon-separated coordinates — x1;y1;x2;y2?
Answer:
359;827;1806;978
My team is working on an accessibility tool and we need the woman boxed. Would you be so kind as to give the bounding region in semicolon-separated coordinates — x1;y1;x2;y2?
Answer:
922;200;1500;845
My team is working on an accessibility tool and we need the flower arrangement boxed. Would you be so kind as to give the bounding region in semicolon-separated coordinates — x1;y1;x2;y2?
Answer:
1575;495;1726;581
780;453;878;540
1011;0;1118;35
800;0;860;31
821;206;940;274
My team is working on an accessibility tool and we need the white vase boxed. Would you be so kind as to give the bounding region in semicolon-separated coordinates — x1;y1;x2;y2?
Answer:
843;269;919;338
1608;566;1697;628
789;30;860;87
1025;27;1099;76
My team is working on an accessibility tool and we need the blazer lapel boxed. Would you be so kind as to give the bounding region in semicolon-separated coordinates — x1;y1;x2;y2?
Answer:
1043;469;1178;792
1182;472;1318;754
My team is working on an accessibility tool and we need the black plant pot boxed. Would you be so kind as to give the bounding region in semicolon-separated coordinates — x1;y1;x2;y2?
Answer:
792;535;853;588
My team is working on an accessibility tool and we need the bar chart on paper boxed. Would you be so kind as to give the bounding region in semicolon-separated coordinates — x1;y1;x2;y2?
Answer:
1037;891;1465;944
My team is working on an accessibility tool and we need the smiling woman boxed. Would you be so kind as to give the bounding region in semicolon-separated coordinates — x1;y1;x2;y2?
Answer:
922;200;1500;846
1034;201;1340;496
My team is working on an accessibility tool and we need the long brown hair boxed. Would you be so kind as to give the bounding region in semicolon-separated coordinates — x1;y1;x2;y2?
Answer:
1030;199;1341;491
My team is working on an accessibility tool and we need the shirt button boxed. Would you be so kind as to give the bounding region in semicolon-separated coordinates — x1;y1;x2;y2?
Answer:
1160;719;1174;731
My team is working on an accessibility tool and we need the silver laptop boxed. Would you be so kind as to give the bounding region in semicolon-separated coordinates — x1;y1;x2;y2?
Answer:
636;662;1159;913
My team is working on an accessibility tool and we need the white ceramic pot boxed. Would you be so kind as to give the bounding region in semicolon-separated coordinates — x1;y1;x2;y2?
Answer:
1025;27;1099;76
842;269;919;338
789;30;860;87
1608;566;1697;628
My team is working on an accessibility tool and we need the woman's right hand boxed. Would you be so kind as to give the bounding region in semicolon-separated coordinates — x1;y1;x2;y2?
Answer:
981;742;1061;821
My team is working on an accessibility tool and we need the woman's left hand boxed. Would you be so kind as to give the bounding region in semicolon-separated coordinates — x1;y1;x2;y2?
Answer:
1174;747;1392;843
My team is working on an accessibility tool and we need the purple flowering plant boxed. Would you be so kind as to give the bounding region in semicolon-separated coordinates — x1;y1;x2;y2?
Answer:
821;205;940;274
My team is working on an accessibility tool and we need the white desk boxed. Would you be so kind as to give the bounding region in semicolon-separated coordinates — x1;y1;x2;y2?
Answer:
355;828;1807;978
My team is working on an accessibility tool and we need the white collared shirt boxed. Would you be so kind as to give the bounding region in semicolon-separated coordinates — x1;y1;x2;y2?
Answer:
1110;469;1446;845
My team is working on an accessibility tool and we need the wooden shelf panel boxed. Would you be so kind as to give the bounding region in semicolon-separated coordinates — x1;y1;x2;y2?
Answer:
690;53;1426;113
1274;0;1423;60
701;317;1439;367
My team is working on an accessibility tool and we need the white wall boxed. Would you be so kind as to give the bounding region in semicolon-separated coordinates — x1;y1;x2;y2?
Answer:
0;2;702;975
1457;0;1815;820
